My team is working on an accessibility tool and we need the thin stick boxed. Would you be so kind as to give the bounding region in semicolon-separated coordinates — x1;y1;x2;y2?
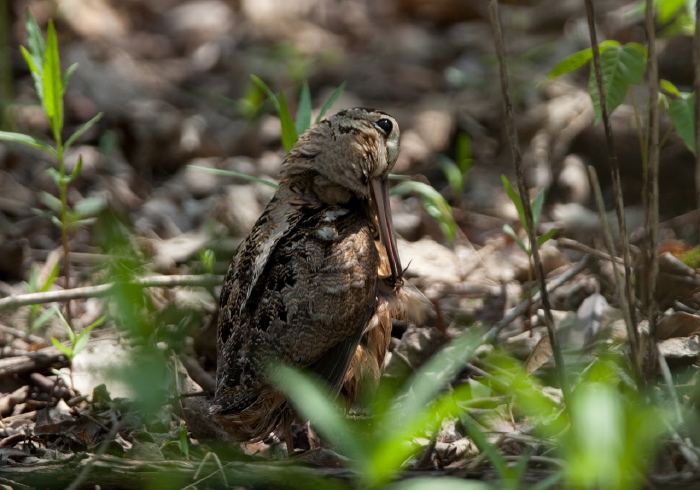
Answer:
557;237;623;264
0;274;222;310
644;0;660;369
588;166;642;384
491;255;591;334
488;0;570;403
695;0;700;243
583;0;639;367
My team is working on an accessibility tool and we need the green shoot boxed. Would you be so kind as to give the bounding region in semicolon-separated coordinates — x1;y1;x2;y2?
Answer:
250;75;345;151
0;12;104;323
501;175;557;256
547;41;647;124
660;79;695;154
51;311;105;361
391;180;458;244
24;261;60;330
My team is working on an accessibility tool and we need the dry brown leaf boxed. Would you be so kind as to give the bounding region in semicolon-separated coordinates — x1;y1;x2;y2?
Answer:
656;312;700;341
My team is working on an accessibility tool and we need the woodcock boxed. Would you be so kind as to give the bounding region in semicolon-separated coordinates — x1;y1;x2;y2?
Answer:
211;107;429;450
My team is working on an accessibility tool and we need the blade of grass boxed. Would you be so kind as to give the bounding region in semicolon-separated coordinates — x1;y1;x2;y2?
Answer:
64;112;103;150
315;82;346;123
188;165;278;188
0;130;57;156
278;90;298;152
41;20;64;138
295;80;312;136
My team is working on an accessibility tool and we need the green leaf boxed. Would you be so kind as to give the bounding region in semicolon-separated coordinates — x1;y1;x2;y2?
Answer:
31;306;59;331
588;43;647;124
25;10;45;63
462;415;513;480
315;82;346;123
391;180;457;243
65;112;103;150
40;261;60;293
503;223;529;254
19;46;43;99
73;196;106;218
367;330;485;486
24;11;45;93
250;75;280;113
387;477;492;490
188;165;278;188
51;337;74;360
438;156;464;195
38;191;63;213
41;20;64;137
537;228;559;247
660;79;681;98
657;0;687;24
295;80;312;136
531;188;546;228
56;309;76;343
455;132;473;175
668;94;695;154
62;62;79;89
73;317;104;357
501;175;526;227
0;130;57;156
547;48;593;80
278;90;299;152
270;364;367;465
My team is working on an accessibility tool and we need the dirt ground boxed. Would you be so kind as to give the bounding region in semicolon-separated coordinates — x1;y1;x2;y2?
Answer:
1;0;700;488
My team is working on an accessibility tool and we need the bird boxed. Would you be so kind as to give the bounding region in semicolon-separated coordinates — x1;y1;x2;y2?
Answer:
210;107;430;452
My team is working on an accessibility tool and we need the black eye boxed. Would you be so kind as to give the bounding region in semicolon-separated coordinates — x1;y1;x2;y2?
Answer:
375;118;393;135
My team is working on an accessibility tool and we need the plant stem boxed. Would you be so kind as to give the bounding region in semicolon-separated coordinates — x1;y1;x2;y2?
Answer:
55;141;72;321
644;0;660;364
695;0;700;243
0;0;11;130
584;0;642;388
488;0;571;406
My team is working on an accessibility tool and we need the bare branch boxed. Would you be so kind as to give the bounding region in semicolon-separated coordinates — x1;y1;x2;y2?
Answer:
488;0;570;403
0;274;222;310
583;0;641;383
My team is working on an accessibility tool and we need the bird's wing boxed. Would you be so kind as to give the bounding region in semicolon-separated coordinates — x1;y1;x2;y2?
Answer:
215;199;379;409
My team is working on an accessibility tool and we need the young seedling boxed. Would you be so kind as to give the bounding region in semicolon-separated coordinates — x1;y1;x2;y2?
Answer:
501;175;557;257
0;12;104;321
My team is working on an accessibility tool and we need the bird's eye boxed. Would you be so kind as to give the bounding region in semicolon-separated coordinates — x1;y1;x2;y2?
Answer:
375;118;393;135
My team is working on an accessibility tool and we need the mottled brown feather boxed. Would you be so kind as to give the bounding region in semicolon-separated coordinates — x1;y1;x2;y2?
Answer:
211;108;429;444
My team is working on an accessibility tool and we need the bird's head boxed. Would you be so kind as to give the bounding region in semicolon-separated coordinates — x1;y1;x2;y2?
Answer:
281;107;403;286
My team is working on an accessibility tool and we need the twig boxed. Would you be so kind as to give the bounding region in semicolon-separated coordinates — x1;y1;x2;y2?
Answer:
65;413;121;490
488;0;570;404
696;0;700;243
0;323;45;344
584;0;640;382
0;346;68;378
587;167;642;385
0;274;222;310
557;237;623;264
644;0;660;358
490;255;591;335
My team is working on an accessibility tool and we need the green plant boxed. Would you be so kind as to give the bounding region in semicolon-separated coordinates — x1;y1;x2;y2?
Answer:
390;177;458;244
271;329;509;489
501;175;557;256
51;310;104;362
438;132;475;198
24;261;60;331
0;12;103;320
251;75;346;152
548;41;647;125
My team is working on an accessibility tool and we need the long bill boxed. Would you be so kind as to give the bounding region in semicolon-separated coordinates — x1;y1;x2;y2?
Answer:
370;178;402;288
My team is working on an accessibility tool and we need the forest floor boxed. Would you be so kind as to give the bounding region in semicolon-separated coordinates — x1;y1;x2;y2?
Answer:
1;0;700;489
